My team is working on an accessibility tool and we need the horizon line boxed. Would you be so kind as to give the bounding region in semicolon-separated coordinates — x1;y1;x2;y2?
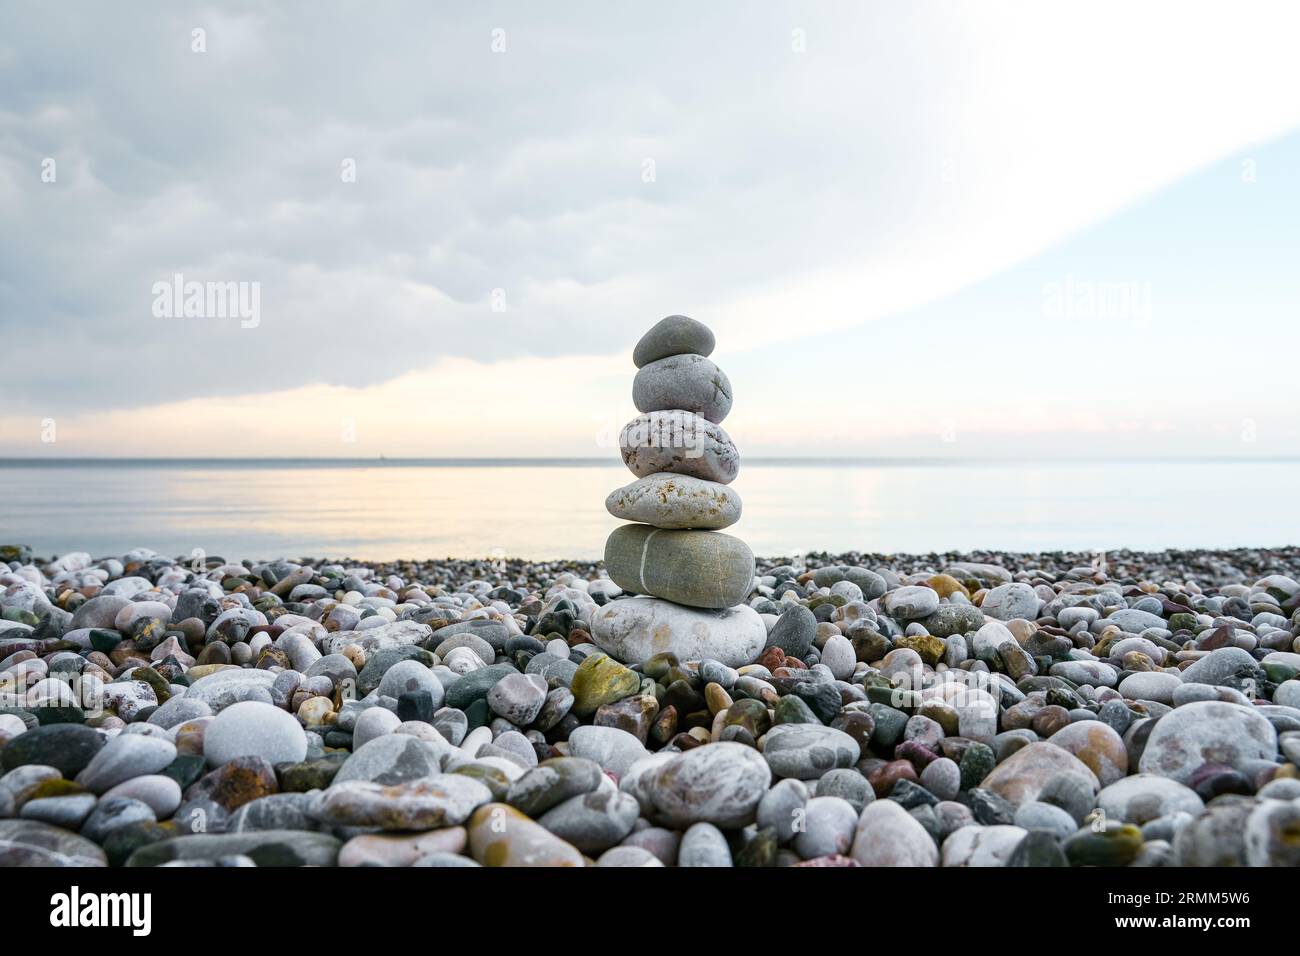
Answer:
2;455;1300;468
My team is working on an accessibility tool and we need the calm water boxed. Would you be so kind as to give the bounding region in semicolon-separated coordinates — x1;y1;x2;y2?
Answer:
1;458;1297;562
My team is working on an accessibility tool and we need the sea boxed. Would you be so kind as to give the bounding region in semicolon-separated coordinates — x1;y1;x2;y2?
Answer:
1;458;1297;563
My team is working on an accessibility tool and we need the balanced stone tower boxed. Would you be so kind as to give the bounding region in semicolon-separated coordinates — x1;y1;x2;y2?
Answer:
590;315;767;668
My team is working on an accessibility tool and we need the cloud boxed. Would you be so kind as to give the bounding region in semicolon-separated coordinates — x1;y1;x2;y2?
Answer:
2;0;1299;436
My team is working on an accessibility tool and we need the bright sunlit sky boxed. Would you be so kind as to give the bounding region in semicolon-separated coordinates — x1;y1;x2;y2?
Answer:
2;1;1298;459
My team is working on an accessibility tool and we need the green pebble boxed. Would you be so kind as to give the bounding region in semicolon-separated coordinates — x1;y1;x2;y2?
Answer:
735;827;779;867
464;697;491;731
773;695;819;725
1064;823;1144;866
89;629;123;653
570;653;640;717
958;742;996;791
32;706;85;726
160;754;207;790
868;702;909;749
1263;662;1298;684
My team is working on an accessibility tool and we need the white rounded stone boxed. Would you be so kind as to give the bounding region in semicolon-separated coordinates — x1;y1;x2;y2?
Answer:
203;700;308;768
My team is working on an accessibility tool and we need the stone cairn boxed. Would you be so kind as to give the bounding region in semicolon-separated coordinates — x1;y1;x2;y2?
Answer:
590;316;767;669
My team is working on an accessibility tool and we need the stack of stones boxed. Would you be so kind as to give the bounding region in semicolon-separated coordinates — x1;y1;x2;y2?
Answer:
591;316;766;669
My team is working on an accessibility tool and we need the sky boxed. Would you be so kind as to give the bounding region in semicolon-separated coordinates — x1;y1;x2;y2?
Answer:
2;1;1298;459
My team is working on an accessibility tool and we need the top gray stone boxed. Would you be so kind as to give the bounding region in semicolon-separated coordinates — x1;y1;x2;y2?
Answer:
633;315;715;368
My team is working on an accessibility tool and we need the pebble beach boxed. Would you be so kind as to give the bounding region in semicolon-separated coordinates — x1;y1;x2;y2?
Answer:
3;542;1300;868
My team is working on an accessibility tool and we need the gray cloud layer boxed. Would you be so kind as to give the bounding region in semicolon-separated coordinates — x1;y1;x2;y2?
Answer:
0;1;981;414
4;1;1298;419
